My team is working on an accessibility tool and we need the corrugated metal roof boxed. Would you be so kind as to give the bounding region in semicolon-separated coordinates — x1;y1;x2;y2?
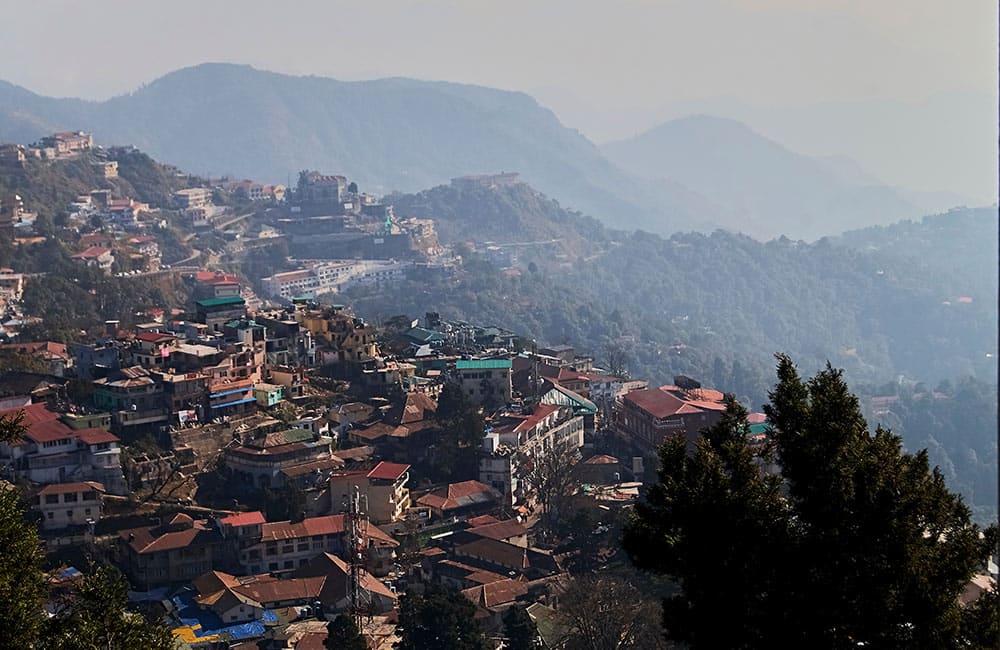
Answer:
455;359;512;370
196;296;246;309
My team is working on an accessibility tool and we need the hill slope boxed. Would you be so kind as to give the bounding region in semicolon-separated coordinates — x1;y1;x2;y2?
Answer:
0;64;726;236
601;115;925;240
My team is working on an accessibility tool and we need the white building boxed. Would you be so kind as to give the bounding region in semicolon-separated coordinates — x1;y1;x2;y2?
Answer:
33;481;105;530
0;404;127;494
262;260;409;300
479;404;584;507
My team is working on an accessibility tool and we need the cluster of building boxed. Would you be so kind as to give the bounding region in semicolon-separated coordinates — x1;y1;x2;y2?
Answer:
0;138;750;646
261;259;409;301
0;131;94;164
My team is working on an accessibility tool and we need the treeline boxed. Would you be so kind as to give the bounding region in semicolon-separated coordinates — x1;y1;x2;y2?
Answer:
859;377;998;525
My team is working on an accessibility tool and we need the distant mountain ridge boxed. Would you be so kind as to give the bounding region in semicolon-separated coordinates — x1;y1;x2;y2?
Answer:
601;115;927;240
0;63;959;239
0;63;725;236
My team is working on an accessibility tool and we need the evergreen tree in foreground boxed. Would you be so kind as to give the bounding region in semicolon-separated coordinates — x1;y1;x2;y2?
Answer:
624;354;998;649
325;614;366;650
0;486;46;648
0;413;175;650
502;604;539;650
396;584;488;650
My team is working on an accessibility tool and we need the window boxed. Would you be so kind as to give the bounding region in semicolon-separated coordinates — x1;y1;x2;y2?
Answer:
283;560;293;569
268;562;278;571
45;494;59;504
85;508;92;516
64;493;78;502
66;510;74;518
47;512;54;519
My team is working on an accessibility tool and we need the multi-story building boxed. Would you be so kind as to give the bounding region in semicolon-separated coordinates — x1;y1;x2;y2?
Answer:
328;461;411;524
217;511;398;576
195;296;247;333
0;403;126;494
40;131;93;157
261;260;409;300
223;428;336;489
0;268;25;303
614;384;726;453
454;359;513;406
296;171;346;206
189;271;241;301
294;304;378;364
118;513;227;590
32;481;105;530
92;366;169;436
173;188;213;210
255;313;316;368
480;404;584;507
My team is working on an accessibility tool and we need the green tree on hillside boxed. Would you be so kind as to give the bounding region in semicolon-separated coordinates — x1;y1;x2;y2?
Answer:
0;484;47;648
625;355;997;648
45;564;174;650
396;584;488;650
325;615;366;650
503;604;539;650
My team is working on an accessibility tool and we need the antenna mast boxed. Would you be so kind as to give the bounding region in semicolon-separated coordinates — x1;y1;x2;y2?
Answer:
345;485;371;629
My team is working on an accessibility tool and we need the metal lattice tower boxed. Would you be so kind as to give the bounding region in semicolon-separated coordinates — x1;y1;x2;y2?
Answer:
344;485;371;629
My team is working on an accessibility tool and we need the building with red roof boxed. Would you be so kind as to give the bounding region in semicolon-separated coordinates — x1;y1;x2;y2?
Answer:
417;480;501;519
217;512;399;577
0;404;126;494
328;461;411;524
32;481;105;530
118;514;227;590
70;246;114;273
615;382;727;453
480;404;585;508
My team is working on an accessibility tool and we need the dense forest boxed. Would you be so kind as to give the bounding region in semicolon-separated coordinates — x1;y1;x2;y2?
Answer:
358;185;996;397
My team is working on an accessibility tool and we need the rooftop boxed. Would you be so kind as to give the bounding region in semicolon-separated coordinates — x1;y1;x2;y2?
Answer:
367;461;410;481
219;511;266;527
456;358;512;371
195;296;246;309
37;481;105;496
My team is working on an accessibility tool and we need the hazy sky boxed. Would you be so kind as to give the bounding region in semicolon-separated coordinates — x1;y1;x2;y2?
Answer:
1;0;996;200
3;1;994;106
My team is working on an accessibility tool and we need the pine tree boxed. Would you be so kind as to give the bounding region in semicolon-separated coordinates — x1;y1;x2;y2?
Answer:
0;485;47;648
325;614;366;650
396;584;488;650
44;564;175;650
502;604;538;650
625;355;997;648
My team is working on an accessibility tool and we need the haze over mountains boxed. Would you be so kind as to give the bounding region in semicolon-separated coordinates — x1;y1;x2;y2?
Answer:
602;116;926;239
0;63;979;240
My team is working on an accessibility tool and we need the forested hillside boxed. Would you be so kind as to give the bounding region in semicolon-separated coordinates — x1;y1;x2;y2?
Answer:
0;150;199;339
345;187;997;521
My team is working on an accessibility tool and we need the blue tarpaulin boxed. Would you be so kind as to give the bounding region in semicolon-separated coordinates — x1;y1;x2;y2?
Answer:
171;591;272;641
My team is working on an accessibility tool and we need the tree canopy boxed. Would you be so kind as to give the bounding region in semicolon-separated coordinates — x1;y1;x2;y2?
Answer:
396;584;488;650
624;355;998;649
0;486;47;647
325;615;366;650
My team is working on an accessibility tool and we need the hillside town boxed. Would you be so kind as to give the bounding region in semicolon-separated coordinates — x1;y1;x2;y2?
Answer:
0;131;996;649
0;132;752;648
